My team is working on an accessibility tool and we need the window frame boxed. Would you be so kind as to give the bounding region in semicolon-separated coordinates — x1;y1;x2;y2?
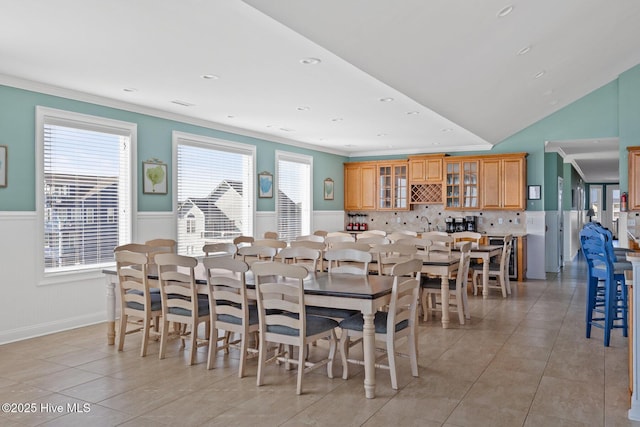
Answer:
275;150;313;242
172;131;256;255
36;106;137;285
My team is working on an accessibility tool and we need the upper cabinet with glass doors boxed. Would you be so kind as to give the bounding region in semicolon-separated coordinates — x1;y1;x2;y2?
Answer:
378;160;409;210
444;158;480;209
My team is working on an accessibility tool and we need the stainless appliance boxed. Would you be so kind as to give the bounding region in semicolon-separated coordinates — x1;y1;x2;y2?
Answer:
465;216;477;232
488;236;517;279
454;217;466;232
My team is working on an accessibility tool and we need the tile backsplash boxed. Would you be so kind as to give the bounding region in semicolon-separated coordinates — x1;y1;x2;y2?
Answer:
346;205;527;235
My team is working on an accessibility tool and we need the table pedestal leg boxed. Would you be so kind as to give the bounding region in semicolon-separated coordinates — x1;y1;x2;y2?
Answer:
482;255;490;297
362;312;376;398
441;276;450;329
106;276;116;345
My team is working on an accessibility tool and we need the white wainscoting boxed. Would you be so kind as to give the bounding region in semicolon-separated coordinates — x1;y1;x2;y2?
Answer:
525;210;547;280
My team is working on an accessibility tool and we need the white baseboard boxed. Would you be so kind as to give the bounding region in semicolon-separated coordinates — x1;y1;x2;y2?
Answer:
0;312;107;345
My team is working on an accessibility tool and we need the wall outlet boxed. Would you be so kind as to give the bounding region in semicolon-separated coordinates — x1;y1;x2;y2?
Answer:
629;219;636;226
515;217;520;224
498;218;503;224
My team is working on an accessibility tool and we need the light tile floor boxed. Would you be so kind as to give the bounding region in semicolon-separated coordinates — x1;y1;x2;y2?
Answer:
1;259;640;426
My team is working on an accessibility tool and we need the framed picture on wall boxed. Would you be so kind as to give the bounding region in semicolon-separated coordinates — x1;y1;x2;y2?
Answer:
528;185;541;200
0;145;6;188
258;171;273;198
143;161;167;194
323;178;334;200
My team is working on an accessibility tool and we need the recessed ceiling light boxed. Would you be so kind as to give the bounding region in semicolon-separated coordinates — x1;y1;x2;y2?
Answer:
171;100;194;107
432;142;441;145
441;128;453;133
300;57;321;65
543;89;554;96
201;74;219;80
497;5;513;17
227;115;235;119
550;99;559;106
379;97;394;102
377;133;388;137
344;144;355;148
407;111;420;115
331;118;343;122
517;46;532;56
297;106;310;111
123;88;137;92
279;128;294;132
534;70;546;79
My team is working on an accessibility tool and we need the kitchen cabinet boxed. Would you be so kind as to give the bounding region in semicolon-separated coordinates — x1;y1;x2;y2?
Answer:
629;147;640;210
344;162;376;211
409;154;444;204
444;158;480;210
481;153;527;210
377;160;409;210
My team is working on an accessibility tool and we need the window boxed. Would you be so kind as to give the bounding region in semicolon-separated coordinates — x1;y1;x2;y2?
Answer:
174;132;255;256
276;151;312;242
37;107;134;275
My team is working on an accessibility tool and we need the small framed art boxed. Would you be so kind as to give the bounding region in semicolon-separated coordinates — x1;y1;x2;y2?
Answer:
323;178;334;200
143;161;167;194
528;185;541;200
258;171;273;198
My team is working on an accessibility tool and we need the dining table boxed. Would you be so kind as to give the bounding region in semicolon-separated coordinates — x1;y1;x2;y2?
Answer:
102;267;395;399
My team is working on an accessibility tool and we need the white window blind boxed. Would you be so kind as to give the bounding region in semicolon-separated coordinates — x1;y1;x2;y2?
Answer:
276;151;312;242
175;134;254;256
42;114;132;272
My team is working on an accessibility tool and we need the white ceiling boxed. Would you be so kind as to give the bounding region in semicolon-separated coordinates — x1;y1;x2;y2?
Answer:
1;0;638;182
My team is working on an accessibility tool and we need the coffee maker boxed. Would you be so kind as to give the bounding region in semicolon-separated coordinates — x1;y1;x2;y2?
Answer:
465;216;478;232
454;217;466;232
445;217;455;233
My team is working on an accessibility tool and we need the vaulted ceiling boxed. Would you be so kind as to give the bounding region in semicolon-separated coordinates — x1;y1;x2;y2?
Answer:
2;0;639;182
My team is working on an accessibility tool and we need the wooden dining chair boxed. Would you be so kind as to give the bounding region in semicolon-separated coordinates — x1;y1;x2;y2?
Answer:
387;230;418;242
372;243;417;276
253;238;287;252
471;234;512;297
313;230;329;238
451;231;482;249
325;234;355;248
145;238;176;265
425;234;454;256
295;234;325;243
324;248;371;275
114;250;162;357
202;242;237;258
277;246;321;274
233;235;255;252
155;253;210;365
291;240;326;271
338;258;421;389
263;231;278;239
421;242;472;324
252;262;338;395
356;236;390;246
237;245;277;266
203;256;257;377
356;229;387;238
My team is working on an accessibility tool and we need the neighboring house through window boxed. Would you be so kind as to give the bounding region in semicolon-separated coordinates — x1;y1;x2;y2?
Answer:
276;151;312;242
36;107;134;278
174;131;255;256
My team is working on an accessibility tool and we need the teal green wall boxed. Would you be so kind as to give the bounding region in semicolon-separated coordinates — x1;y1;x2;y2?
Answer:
0;85;348;212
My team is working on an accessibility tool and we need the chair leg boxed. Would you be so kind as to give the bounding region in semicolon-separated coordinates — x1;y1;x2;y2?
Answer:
472;271;479;295
257;332;266;387
188;322;198;366
207;326;217;370
420;290;429;322
456;291;465;325
296;344;305;395
238;330;248;378
140;316;151;357
327;330;336;379
339;334;350;380
117;314;127;351
499;274;507;298
159;319;169;360
387;335;398;390
409;324;419;377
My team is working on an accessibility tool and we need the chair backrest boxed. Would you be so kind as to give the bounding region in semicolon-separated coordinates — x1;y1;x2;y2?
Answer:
295;234;325;243
393;237;431;255
252;261;309;340
324;248;372;275
425;234;453;255
451;231;482;249
278;246;321;273
313;230;329;237
357;229;387;238
202;256;250;326
115;250;151;312
497;235;513;273
202;242;237;257
114;243;151;254
144;238;176;264
253;239;287;251
329;241;371;252
237;245;277;265
155;253;203;319
263;231;278;239
233;235;255;250
387;231;418;242
290;240;326;251
387;258;422;337
325;234;355;247
356;236;390;246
